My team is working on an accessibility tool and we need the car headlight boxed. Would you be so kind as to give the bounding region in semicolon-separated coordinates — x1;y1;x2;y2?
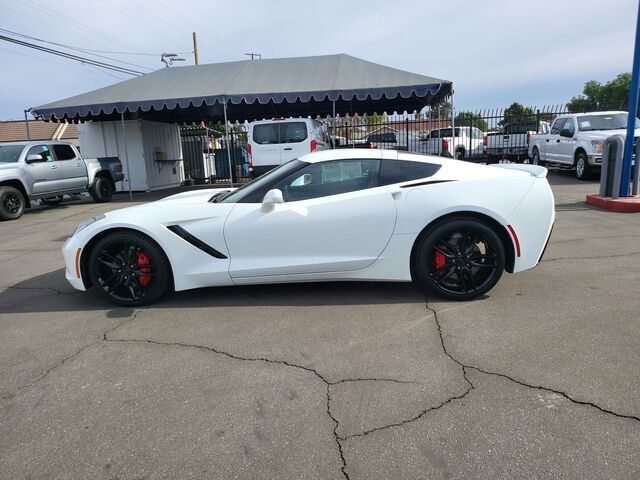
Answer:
591;140;604;154
71;214;105;237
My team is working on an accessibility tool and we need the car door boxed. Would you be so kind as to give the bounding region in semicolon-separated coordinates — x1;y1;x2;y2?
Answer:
52;143;87;190
250;122;281;169
224;156;397;279
23;144;63;195
544;118;565;163
557;117;576;165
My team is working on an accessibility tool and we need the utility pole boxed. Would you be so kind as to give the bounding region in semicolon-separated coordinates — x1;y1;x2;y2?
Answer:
244;53;261;60
192;32;199;65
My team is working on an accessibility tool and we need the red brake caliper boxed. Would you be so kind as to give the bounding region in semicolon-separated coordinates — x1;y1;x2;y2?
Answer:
136;251;152;286
434;245;446;271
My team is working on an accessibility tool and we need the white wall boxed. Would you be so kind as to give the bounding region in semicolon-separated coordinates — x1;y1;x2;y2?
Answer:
77;120;184;192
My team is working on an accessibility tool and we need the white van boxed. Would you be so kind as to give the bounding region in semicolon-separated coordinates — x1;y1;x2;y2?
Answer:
247;118;330;177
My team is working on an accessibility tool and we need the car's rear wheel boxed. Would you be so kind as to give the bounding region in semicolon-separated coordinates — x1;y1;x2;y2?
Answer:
531;147;545;167
91;176;113;202
0;186;25;221
88;231;172;306
416;217;505;300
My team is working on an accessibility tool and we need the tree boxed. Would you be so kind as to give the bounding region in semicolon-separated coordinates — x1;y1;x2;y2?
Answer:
501;102;535;126
567;73;631;112
454;111;488;131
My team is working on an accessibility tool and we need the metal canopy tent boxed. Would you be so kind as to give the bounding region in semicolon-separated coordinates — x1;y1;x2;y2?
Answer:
32;54;452;123
32;54;452;191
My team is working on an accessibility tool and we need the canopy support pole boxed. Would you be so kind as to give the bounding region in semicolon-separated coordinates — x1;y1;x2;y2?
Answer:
223;99;234;188
120;112;133;201
450;92;455;158
24;110;31;141
332;100;336;149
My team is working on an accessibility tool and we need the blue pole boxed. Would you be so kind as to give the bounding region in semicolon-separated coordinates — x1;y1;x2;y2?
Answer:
621;0;640;197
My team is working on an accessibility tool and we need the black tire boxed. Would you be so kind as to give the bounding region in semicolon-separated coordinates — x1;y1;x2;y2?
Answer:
41;196;63;206
531;148;545;167
90;176;113;202
0;186;25;221
455;149;465;160
574;151;591;180
486;155;498;165
415;217;505;301
88;230;172;306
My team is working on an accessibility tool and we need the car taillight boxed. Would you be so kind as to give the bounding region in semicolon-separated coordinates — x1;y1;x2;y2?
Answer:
310;139;317;152
483;135;487;147
442;139;449;152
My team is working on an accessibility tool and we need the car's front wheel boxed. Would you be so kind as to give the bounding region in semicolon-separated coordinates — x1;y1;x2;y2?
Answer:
574;152;591;180
415;217;505;300
88;230;172;306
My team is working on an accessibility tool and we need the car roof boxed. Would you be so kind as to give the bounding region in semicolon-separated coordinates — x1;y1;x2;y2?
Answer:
249;118;316;126
0;140;74;147
298;148;446;166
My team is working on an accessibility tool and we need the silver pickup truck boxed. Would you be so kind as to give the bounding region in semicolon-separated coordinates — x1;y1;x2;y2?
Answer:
0;141;124;221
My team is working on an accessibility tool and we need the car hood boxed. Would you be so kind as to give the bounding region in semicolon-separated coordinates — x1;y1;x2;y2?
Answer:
0;162;20;171
157;187;236;204
580;128;640;140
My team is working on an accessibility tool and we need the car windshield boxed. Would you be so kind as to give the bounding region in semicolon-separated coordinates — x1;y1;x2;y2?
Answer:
219;159;306;203
577;113;640;131
0;145;24;163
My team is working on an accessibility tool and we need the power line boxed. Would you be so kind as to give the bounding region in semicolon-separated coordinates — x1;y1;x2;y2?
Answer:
0;34;144;76
0;28;153;71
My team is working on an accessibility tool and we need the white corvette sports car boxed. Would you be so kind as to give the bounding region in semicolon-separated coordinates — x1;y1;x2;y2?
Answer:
63;149;554;306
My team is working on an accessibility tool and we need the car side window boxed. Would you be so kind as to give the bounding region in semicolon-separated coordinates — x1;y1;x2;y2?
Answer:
26;145;54;162
52;144;77;161
273;159;381;202
550;118;565;135
378;160;442;186
563;118;575;136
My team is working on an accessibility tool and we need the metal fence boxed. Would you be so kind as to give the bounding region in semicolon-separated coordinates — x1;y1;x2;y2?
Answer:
179;104;599;184
328;104;571;163
180;125;251;184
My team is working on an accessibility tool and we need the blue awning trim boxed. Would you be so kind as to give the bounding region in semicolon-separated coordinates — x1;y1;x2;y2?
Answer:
34;83;445;120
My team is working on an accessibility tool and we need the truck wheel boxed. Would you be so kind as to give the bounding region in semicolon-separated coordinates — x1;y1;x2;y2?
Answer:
0;186;26;221
91;176;113;202
455;149;465;160
574;152;591;180
486;155;498;165
531;148;545;167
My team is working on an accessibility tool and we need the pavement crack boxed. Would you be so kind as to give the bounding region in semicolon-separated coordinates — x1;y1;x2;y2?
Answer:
1;340;99;400
468;366;640;423
329;378;415;386
103;335;362;479
424;293;640;426
1;312;138;401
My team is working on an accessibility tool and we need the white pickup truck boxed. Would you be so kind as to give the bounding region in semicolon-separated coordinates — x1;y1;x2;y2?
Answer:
0;141;124;220
528;111;639;180
486;120;550;164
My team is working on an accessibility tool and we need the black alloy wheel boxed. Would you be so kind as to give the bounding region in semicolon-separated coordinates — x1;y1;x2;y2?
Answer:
0;186;26;221
416;218;505;300
88;231;171;306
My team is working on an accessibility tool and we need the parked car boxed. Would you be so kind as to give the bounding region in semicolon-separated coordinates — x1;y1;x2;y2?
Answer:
486;120;551;164
420;127;485;160
246;118;330;177
528;111;640;180
0;141;124;221
63;149;554;306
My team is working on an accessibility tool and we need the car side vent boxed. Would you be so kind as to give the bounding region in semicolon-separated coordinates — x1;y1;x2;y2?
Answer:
166;225;228;259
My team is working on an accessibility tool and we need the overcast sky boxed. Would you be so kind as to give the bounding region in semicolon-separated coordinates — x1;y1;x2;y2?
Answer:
0;0;636;120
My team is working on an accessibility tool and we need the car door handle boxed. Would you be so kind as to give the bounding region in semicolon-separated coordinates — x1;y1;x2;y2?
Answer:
283;147;293;151
50;164;59;169
76;162;83;167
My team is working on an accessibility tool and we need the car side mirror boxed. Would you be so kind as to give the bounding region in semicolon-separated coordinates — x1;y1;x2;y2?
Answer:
560;128;573;138
26;154;44;163
261;189;284;211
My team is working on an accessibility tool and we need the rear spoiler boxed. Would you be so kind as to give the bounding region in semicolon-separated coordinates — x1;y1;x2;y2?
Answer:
491;164;548;178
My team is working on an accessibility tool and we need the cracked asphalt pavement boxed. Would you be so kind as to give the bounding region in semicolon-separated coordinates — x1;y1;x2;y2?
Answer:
1;171;639;479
